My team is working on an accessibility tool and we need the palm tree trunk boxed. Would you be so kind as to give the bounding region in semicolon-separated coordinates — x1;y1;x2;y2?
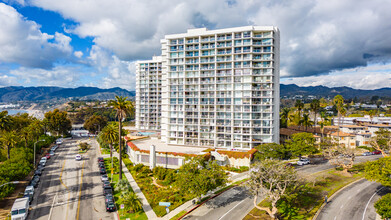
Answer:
109;143;113;159
314;112;317;127
7;145;10;160
118;119;123;180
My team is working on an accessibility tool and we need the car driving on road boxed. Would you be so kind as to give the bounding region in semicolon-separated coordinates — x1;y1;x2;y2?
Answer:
75;154;82;161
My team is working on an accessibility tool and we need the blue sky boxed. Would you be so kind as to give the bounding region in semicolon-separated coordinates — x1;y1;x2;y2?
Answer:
0;0;390;90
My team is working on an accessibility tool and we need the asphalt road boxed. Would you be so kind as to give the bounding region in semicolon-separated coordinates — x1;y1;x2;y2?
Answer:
28;137;114;220
316;179;390;220
184;154;382;220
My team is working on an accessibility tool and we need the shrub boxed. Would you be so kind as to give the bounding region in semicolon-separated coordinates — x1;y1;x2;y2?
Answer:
153;166;168;180
133;164;145;172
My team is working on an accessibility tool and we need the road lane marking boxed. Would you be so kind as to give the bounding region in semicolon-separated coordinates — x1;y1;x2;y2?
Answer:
217;199;246;220
59;161;68;189
76;161;85;220
48;193;57;220
362;186;384;220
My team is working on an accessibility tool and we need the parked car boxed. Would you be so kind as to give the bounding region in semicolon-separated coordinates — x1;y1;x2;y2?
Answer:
101;174;108;182
105;201;116;212
34;169;42;176
39;159;46;166
49;151;55;156
372;150;381;155
100;168;107;174
362;152;372;156
29;176;39;188
23;186;34;204
56;139;63;145
103;181;111;189
37;164;44;171
105;194;114;203
97;157;104;163
98;163;106;169
297;158;310;166
45;153;51;159
103;187;113;196
75;154;82;161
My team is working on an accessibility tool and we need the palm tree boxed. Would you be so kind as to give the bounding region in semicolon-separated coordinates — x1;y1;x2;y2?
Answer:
280;108;290;128
120;191;142;213
300;113;314;131
99;123;119;161
333;95;344;146
0;131;18;159
310;99;320;126
368;110;376;124
0;111;12;131
108;96;134;180
295;100;304;123
319;111;330;142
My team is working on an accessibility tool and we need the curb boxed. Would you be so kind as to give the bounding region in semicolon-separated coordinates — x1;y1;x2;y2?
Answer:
312;177;365;220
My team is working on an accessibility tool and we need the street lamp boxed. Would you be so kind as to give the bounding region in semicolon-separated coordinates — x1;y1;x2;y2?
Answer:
34;140;45;167
0;181;19;188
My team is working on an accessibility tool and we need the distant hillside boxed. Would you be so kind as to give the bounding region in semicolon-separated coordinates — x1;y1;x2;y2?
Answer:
0;84;389;102
0;86;135;102
280;84;391;99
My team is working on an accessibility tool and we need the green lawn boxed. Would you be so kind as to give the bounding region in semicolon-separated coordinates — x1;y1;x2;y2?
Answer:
103;158;147;220
101;147;110;155
243;164;365;220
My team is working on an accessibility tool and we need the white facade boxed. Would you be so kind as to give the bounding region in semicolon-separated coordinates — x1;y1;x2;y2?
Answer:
135;56;163;130
158;26;280;149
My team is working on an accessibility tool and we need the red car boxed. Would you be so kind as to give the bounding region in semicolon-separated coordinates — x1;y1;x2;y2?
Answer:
372;150;381;155
45;153;51;159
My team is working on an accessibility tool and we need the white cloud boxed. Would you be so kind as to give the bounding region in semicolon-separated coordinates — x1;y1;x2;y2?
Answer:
0;74;18;86
9;66;80;87
0;3;73;69
74;51;83;58
282;63;391;90
29;0;391;80
87;45;135;90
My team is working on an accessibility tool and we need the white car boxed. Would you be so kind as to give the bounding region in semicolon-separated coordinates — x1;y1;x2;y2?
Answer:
75;154;82;161
101;174;108;182
39;159;46;166
297;158;310;166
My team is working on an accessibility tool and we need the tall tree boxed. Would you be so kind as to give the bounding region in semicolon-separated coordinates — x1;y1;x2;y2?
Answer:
98;123;119;159
310;99;320;126
370;128;391;157
368;110;377;124
295;100;304;123
248;159;300;219
300;113;314;131
333;95;344;146
285;132;318;158
84;115;108;134
43;109;72;136
0;111;12;131
280;108;290;128
0;131;18;159
319;111;330;141
108;96;134;180
365;156;391;187
176;157;227;202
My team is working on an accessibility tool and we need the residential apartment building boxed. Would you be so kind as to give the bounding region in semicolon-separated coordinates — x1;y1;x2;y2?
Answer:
135;56;163;130
136;26;280;149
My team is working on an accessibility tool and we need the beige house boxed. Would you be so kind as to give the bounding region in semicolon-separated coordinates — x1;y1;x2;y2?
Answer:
330;131;356;148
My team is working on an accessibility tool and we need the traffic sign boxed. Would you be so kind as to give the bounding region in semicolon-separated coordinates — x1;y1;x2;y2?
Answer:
159;202;171;207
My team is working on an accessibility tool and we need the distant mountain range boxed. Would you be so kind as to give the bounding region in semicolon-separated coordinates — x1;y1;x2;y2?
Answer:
280;84;391;99
0;86;135;102
0;84;390;102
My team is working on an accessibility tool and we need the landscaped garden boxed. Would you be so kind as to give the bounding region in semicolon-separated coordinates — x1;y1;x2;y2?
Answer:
243;164;365;219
